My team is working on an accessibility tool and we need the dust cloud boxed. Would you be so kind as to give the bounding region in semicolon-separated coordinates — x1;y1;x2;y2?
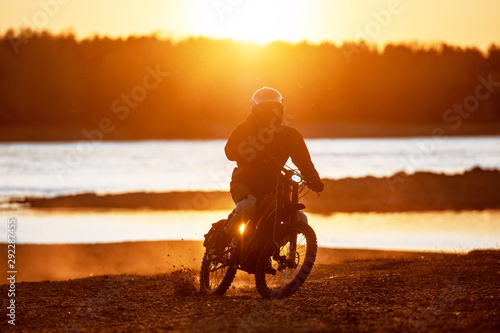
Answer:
0;241;443;283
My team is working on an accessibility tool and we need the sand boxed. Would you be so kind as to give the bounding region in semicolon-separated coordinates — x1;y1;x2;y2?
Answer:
0;241;445;283
0;242;498;332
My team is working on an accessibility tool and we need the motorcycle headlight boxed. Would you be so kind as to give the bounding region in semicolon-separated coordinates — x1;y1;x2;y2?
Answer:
291;174;302;183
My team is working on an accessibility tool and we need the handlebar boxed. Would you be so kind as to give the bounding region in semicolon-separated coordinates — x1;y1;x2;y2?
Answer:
273;161;320;195
258;152;321;195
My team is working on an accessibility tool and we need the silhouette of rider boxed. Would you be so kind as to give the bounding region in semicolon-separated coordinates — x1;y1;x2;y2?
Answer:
224;87;324;239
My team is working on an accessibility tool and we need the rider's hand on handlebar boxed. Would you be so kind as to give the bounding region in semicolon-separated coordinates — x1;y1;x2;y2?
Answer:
309;178;324;193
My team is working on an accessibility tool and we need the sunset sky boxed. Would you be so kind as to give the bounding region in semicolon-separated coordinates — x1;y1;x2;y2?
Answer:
1;0;499;50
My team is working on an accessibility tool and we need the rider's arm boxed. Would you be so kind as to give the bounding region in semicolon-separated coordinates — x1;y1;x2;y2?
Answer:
289;129;324;192
225;122;253;163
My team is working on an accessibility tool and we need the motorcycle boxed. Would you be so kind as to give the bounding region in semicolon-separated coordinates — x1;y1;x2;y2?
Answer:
199;163;319;299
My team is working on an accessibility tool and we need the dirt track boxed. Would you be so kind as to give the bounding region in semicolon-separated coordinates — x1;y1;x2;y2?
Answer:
2;251;498;332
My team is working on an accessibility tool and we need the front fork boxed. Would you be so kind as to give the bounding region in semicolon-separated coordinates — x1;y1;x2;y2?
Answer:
272;175;298;264
272;173;283;260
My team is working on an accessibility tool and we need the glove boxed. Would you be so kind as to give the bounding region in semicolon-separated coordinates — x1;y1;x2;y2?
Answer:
309;178;324;193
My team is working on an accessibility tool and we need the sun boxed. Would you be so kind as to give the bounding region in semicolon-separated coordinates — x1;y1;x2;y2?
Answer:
206;0;317;44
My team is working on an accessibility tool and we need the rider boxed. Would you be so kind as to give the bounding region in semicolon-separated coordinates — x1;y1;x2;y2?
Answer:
224;87;324;239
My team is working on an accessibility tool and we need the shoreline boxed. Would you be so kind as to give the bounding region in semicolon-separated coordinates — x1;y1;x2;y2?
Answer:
9;167;500;213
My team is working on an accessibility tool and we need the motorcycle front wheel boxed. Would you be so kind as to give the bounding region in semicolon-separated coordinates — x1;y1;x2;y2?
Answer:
199;247;236;295
254;222;317;299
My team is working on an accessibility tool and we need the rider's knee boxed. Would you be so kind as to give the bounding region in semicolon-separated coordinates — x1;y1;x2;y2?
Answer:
246;194;257;210
236;194;257;214
225;195;258;237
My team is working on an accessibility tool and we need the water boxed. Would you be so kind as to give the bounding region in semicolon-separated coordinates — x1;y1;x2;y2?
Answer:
1;136;499;250
2;209;498;252
1;136;500;200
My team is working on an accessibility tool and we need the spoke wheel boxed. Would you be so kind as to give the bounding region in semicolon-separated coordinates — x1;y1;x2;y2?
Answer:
199;247;236;295
255;222;317;299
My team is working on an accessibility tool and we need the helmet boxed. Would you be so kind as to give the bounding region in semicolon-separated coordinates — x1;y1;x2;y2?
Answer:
251;87;283;112
250;87;284;127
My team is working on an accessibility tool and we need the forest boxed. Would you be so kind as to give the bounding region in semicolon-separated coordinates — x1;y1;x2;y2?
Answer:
1;29;499;140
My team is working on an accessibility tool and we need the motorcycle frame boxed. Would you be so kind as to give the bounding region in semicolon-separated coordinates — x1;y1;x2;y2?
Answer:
235;167;306;273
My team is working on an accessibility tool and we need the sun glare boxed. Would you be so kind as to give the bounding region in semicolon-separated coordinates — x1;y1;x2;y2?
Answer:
207;0;318;44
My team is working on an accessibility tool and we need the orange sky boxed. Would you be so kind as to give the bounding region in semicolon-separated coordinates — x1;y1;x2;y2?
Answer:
1;0;499;50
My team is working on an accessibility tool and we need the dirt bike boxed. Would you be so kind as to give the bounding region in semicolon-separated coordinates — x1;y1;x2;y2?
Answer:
199;163;319;299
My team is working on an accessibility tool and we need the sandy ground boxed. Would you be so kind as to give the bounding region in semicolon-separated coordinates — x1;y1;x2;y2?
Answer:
0;241;445;283
0;242;498;332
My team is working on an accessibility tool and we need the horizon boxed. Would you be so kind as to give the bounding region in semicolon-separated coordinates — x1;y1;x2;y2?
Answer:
2;0;500;51
5;28;499;54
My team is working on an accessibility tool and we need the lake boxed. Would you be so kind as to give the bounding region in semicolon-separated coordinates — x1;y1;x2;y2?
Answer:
1;136;500;200
4;209;499;252
1;136;499;251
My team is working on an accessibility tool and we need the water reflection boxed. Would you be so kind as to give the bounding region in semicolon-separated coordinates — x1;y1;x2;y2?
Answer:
3;209;499;252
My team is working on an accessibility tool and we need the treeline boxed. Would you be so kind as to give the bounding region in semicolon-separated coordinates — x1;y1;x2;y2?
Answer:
1;29;499;140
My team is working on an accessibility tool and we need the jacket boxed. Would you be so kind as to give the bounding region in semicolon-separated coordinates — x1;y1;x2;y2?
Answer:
225;116;321;198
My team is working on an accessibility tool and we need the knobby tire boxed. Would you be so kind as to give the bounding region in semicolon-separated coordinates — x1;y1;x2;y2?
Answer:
199;249;236;295
254;222;317;299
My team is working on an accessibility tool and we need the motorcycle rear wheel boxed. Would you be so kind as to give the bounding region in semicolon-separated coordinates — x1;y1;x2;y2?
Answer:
254;222;317;299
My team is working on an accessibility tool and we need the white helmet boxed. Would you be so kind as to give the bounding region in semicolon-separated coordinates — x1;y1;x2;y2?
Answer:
251;87;283;112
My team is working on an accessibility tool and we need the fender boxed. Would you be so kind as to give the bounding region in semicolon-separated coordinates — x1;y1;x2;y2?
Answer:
285;203;306;214
203;219;226;248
